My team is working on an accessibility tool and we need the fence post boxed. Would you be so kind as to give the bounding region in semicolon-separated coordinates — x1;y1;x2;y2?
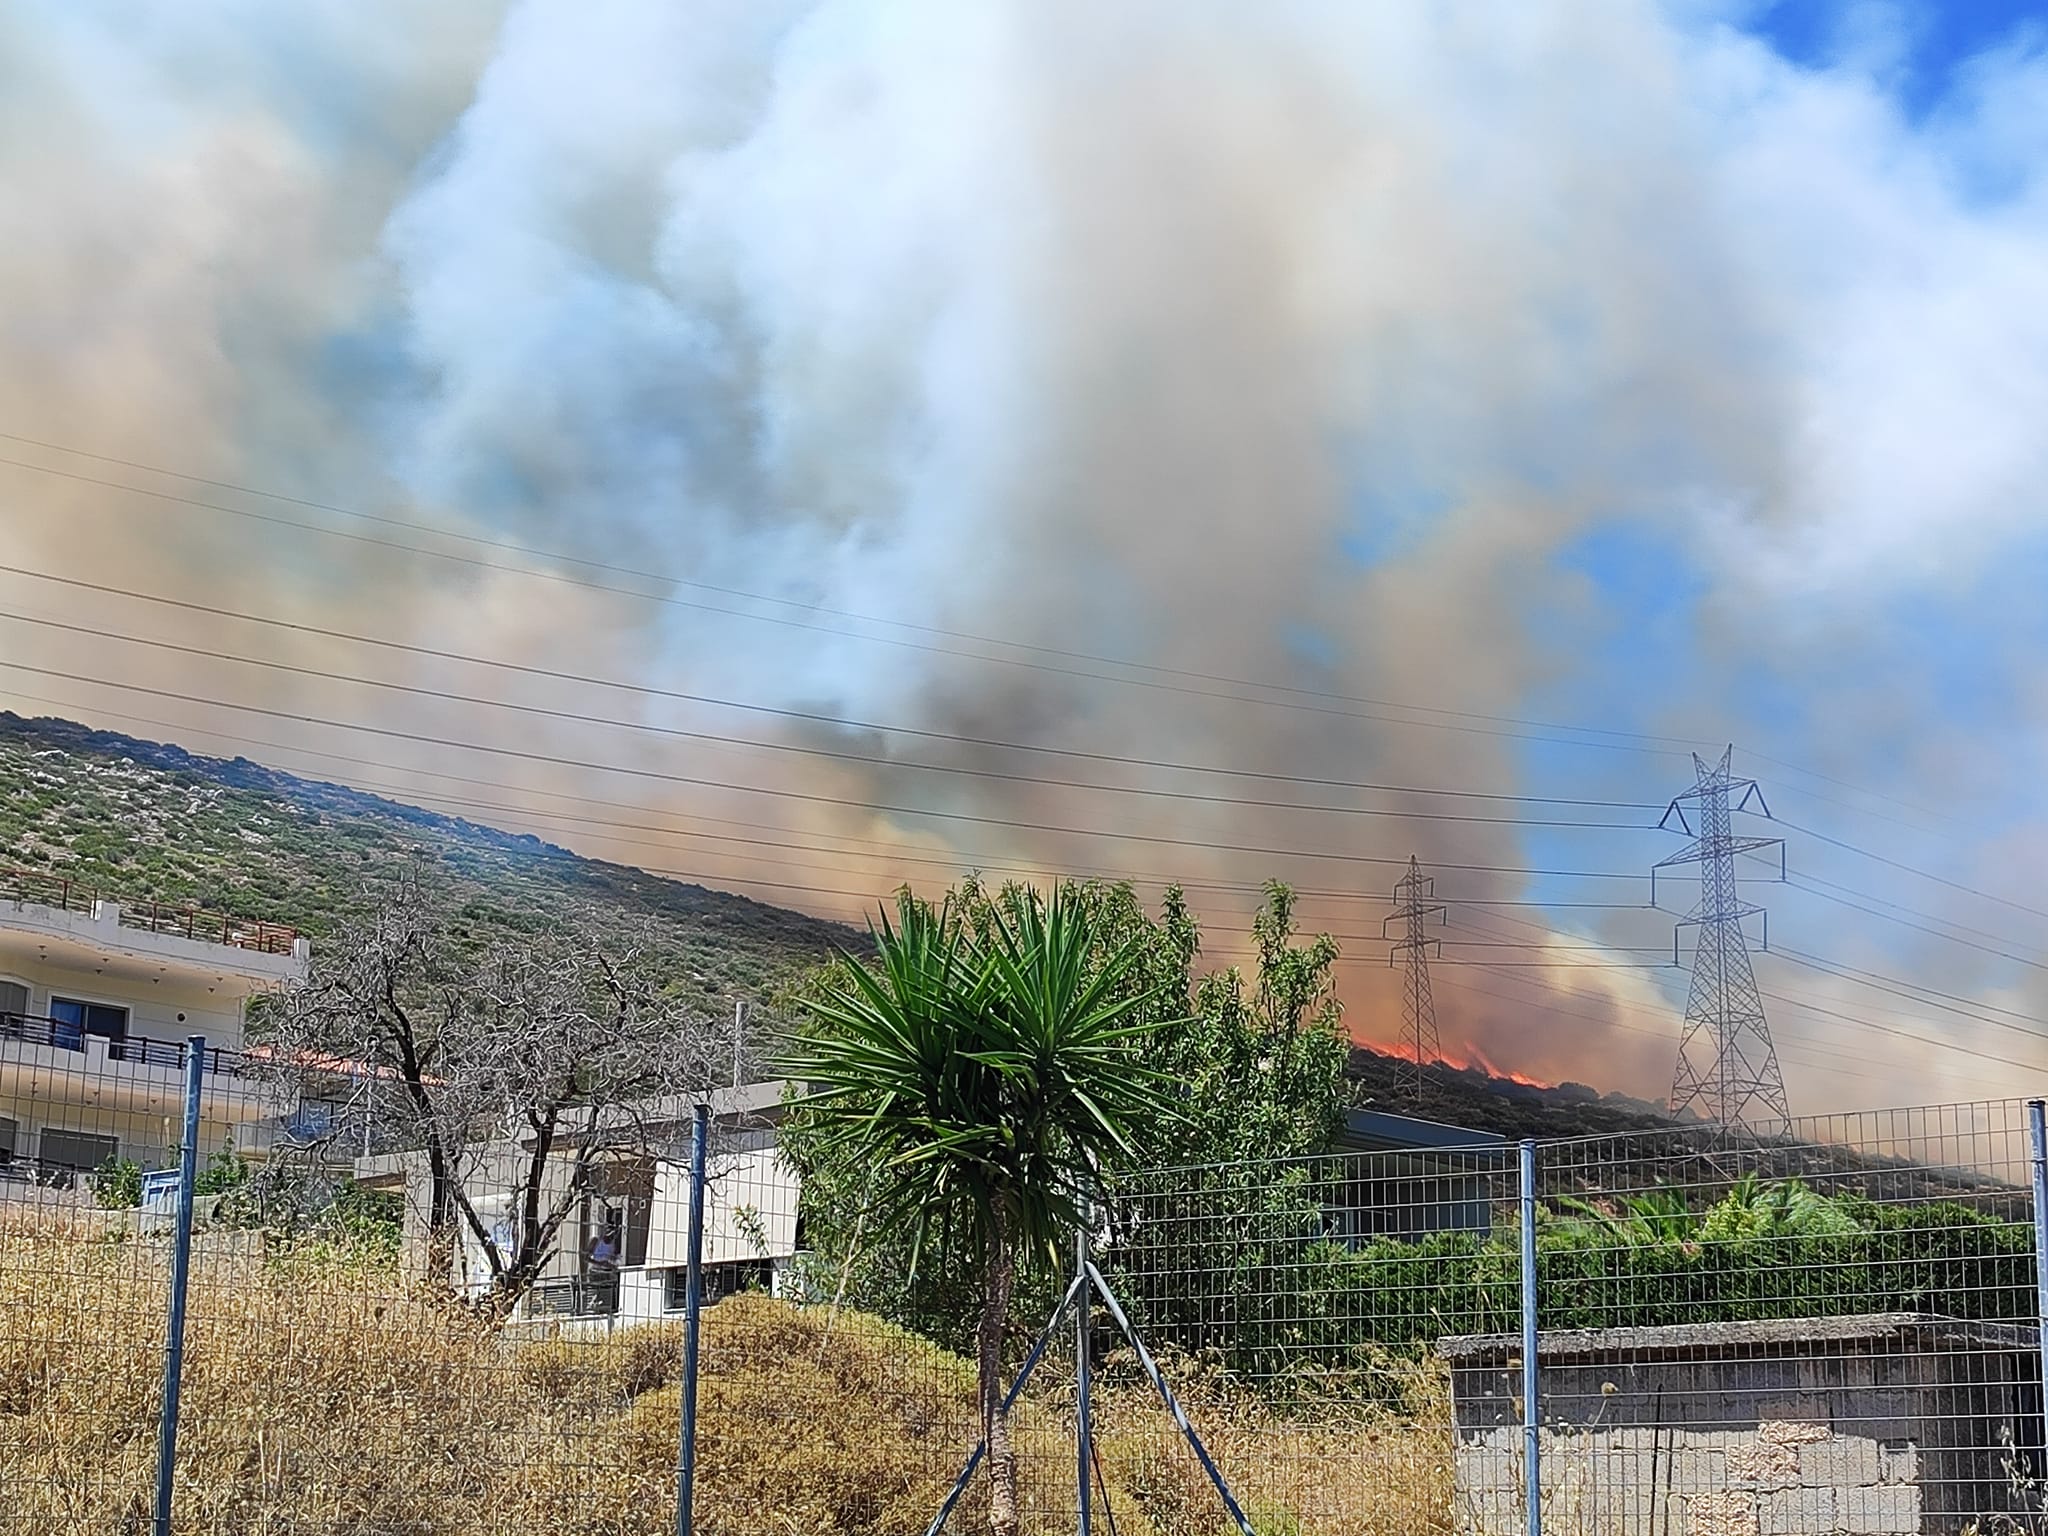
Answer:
675;1102;710;1536
1518;1137;1541;1536
1076;1224;1092;1536
2028;1101;2048;1417
152;1035;206;1536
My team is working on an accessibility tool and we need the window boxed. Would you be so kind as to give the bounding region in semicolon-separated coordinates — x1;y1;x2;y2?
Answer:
48;998;128;1052
665;1258;773;1312
37;1129;118;1177
286;1099;337;1141
0;980;27;1021
0;1117;16;1166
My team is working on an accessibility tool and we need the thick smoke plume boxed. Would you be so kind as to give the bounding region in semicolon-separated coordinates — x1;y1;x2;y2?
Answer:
1;1;2045;1110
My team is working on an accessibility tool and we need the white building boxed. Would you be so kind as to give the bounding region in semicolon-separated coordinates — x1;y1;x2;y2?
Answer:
358;1081;805;1327
0;868;309;1195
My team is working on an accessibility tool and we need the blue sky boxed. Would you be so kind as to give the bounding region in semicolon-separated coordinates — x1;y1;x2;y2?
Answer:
1747;0;2045;114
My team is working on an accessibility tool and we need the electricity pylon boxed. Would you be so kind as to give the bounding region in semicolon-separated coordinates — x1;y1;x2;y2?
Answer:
1654;746;1789;1132
1385;855;1446;1092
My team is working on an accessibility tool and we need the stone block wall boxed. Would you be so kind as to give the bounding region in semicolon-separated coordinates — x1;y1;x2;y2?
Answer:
1451;1418;1920;1534
1441;1315;2042;1535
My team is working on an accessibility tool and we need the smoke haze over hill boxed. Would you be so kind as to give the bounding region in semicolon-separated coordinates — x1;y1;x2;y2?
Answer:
2;1;2046;1110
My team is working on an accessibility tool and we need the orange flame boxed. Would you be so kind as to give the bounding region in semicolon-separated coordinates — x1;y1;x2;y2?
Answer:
1437;1041;1555;1090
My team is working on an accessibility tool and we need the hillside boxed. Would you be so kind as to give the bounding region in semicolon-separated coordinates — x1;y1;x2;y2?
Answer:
0;709;1682;1136
1345;1044;1680;1139
0;711;858;1022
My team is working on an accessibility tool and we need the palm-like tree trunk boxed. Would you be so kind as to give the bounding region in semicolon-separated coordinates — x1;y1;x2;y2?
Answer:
979;1211;1019;1536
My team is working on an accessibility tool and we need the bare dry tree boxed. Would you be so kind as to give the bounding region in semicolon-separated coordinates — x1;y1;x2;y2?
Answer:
263;857;743;1313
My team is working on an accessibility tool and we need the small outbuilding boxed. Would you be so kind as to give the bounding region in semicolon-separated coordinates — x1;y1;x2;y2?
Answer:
1439;1312;2044;1535
1330;1108;1506;1243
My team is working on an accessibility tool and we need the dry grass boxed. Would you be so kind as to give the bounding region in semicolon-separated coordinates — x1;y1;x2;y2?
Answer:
1087;1347;1457;1536
0;1216;1456;1534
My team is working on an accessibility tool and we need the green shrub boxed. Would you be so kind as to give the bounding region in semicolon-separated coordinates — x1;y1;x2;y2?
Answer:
90;1156;141;1209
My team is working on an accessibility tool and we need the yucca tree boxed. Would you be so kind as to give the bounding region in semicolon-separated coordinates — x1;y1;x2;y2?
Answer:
785;883;1182;1536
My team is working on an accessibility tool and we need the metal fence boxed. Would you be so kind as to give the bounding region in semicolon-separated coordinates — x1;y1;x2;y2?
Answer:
5;1059;2048;1535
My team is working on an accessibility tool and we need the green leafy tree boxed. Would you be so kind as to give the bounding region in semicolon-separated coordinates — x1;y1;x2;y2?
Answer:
786;878;1352;1374
195;1139;249;1196
1103;882;1351;1366
1161;880;1348;1165
783;882;1181;1536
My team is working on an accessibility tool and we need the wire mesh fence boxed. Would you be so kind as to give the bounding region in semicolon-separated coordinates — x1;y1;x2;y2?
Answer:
1507;1102;2046;1536
1099;1138;1519;1534
6;1077;2048;1534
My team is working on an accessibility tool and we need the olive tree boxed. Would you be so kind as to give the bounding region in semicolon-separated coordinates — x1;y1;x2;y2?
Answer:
265;860;740;1312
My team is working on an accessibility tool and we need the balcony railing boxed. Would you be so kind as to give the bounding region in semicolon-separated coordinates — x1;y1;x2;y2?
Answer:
1;867;300;956
0;1012;249;1077
0;1157;97;1195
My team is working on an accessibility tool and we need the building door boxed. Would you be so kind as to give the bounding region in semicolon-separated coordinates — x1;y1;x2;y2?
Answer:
48;998;129;1053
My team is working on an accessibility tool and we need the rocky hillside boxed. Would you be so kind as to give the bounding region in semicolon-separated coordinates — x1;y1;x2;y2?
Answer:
2;709;1682;1134
1346;1043;1679;1138
0;711;858;1021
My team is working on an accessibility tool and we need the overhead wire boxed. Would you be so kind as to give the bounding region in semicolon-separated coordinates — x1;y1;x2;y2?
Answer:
0;660;1669;879
1443;967;2008;1086
1739;806;2048;925
7;429;1962;837
0;436;1712;754
0;685;1677;914
0;604;1662;821
0;452;1713;756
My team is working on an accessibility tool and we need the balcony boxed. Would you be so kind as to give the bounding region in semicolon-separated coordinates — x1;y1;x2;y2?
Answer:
0;1011;249;1076
1;867;302;958
0;1011;275;1122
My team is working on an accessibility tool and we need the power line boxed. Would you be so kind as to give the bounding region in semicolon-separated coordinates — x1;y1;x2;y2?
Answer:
0;685;1679;911
1744;748;1949;826
1782;875;2048;972
1458;953;2032;1082
1758;990;2044;1075
4;686;2029;1085
0;452;1715;756
1785;949;2047;1028
16;663;2035;1065
0;571;1663;810
1778;868;2048;962
1775;949;2048;1040
0;435;1715;754
1446;967;2010;1086
0;615;1665;831
1391;904;2034;1088
0;661;1672;879
1740;807;2048;925
1453;968;1903;1080
2;433;1941;831
1458;897;2048;1040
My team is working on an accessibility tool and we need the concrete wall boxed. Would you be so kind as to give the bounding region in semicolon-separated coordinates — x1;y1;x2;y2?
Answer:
366;1101;802;1314
647;1132;798;1269
1452;1417;1925;1534
1445;1320;2041;1535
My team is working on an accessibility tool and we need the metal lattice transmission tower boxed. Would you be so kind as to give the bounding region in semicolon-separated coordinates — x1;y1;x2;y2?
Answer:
1384;855;1447;1090
1653;746;1790;1132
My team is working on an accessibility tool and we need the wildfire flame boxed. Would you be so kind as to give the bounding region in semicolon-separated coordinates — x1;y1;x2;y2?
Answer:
1437;1042;1555;1090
